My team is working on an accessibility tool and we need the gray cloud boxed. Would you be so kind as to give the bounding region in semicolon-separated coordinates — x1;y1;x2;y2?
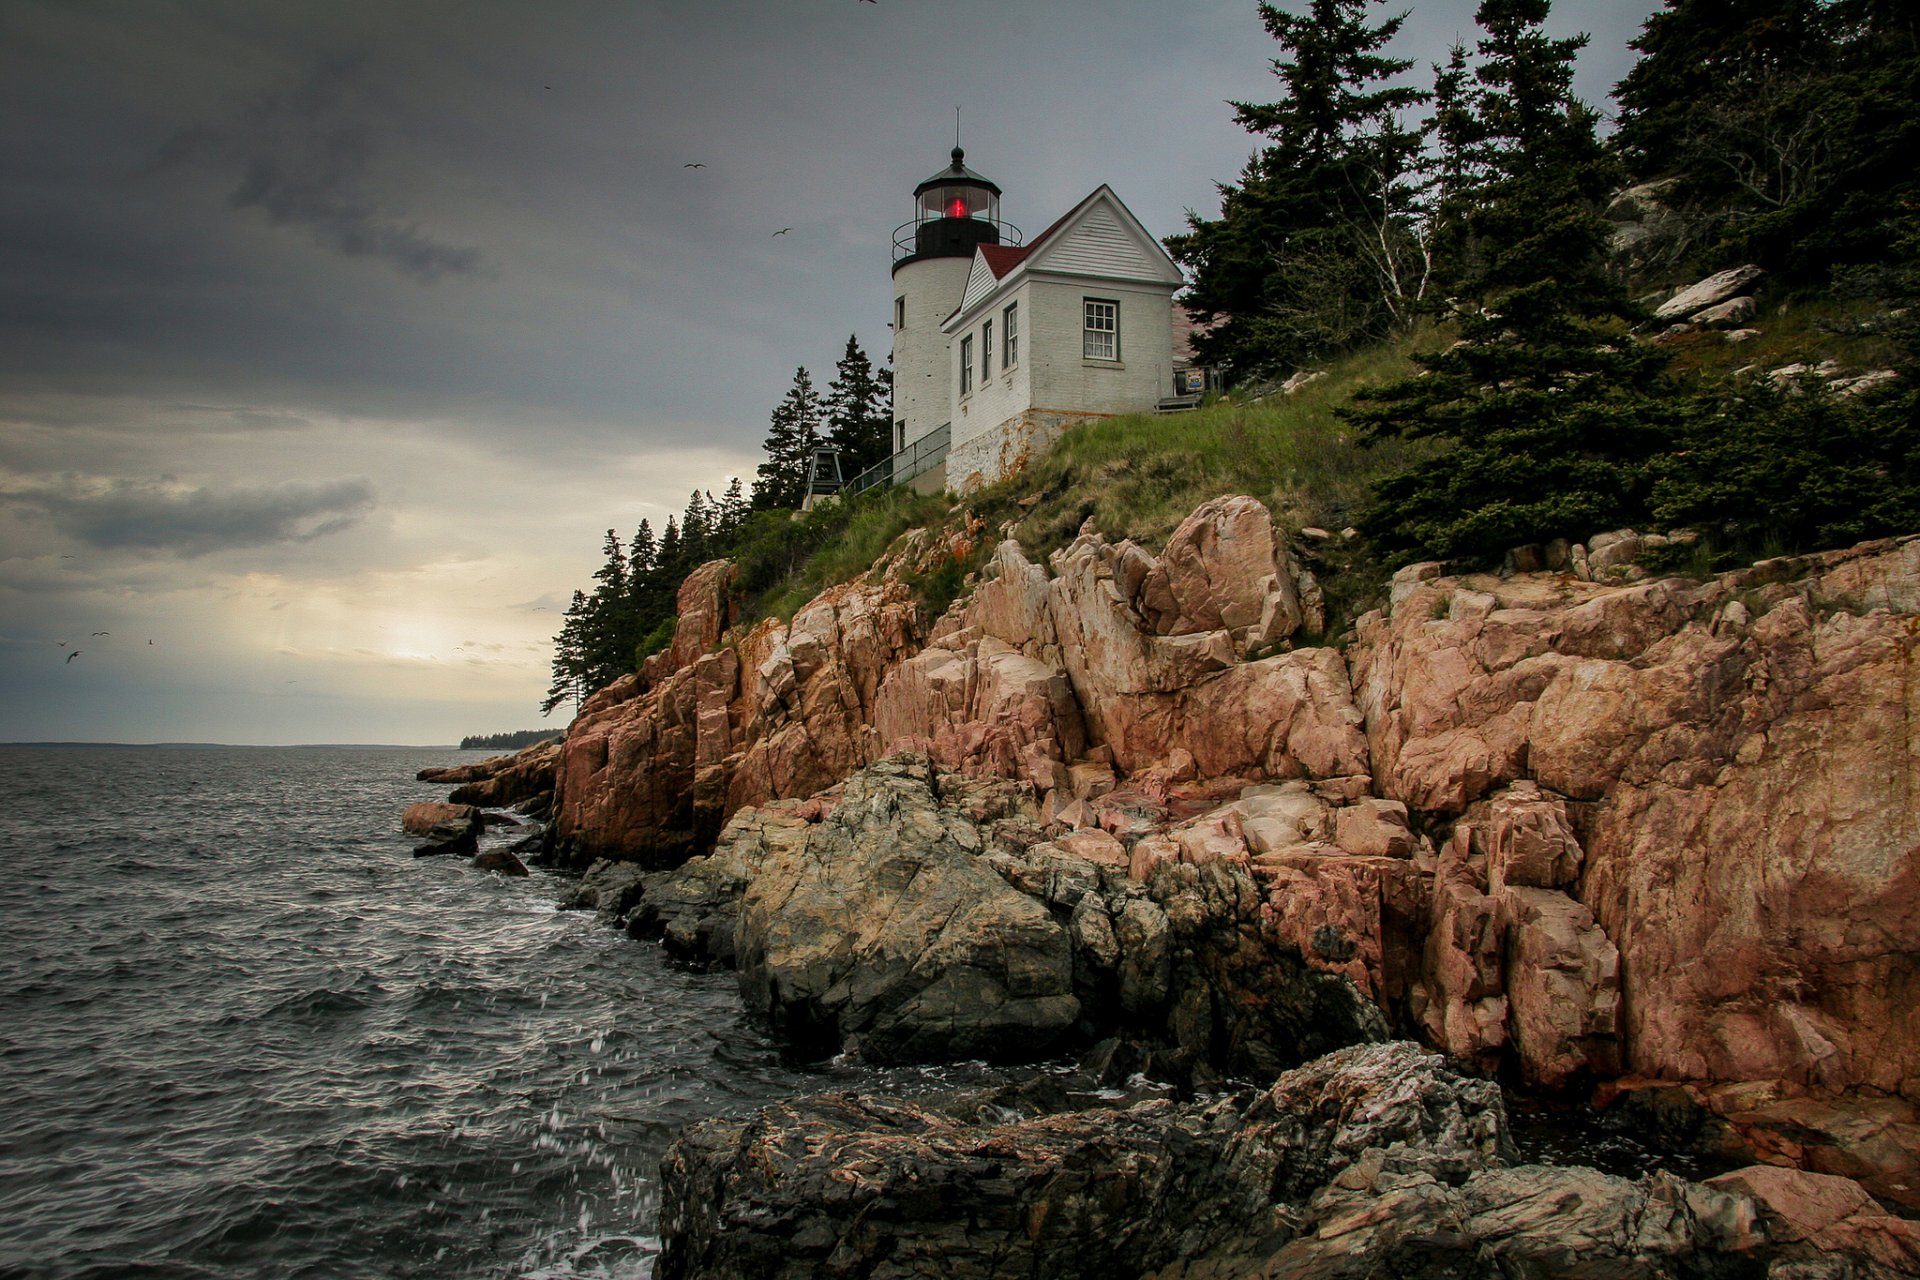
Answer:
2;475;376;557
156;54;483;283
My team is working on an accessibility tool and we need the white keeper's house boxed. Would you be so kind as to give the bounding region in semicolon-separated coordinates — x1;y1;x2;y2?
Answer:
885;147;1192;494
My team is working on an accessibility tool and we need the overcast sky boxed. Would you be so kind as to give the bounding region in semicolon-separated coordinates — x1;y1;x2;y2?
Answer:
0;0;1659;745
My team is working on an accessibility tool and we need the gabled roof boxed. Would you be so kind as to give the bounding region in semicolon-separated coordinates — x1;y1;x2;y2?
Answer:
945;185;1183;331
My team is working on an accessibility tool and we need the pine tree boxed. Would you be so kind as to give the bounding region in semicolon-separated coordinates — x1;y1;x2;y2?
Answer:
680;490;715;566
576;529;640;690
1612;0;1918;279
542;589;592;716
656;516;682;580
716;477;749;544
753;367;823;510
628;518;657;583
824;335;893;479
1165;0;1429;380
1346;0;1680;563
1613;0;1832;184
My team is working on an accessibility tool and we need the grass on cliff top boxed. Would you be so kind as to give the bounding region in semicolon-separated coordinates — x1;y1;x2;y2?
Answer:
735;329;1438;637
974;331;1436;563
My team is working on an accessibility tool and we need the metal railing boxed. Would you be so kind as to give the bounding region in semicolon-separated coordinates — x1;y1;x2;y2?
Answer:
891;218;1024;262
844;423;950;497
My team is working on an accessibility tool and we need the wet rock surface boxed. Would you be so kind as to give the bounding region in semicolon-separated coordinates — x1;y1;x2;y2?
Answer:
658;1040;1915;1280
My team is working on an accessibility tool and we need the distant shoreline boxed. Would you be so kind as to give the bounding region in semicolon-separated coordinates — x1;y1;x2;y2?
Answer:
0;741;460;750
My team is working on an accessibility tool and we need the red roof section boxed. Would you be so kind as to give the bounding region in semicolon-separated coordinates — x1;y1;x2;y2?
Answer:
977;243;1030;279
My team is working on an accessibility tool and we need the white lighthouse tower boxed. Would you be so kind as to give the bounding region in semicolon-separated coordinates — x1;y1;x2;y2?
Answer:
889;148;1018;464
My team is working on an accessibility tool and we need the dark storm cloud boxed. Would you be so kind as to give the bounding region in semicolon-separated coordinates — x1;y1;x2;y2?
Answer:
3;475;376;557
155;54;483;283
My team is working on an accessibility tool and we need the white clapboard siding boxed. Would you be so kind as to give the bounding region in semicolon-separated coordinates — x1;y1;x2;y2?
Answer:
1036;207;1158;280
959;253;1002;314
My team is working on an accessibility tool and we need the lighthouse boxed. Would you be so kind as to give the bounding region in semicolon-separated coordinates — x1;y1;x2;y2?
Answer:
890;147;1018;460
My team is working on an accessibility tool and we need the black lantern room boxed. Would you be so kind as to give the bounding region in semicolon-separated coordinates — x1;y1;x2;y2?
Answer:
893;147;1020;268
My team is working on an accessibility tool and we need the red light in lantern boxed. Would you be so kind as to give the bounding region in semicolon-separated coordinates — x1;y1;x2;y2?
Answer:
947;196;968;218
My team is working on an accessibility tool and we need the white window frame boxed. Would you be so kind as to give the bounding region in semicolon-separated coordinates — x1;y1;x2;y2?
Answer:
1084;298;1119;360
982;319;992;380
1002;302;1018;367
959;334;973;395
894;296;905;332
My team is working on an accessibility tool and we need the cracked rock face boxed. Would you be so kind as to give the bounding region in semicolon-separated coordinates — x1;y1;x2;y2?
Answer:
592;753;1386;1075
657;1039;1915;1280
551;497;1920;1206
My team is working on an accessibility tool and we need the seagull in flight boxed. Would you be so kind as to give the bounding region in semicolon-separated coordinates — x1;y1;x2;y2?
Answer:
66;650;81;663
684;162;706;168
772;227;793;237
92;631;110;636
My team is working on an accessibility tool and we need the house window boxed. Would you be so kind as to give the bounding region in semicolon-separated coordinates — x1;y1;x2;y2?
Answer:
1003;302;1018;367
894;296;905;332
1084;299;1118;360
960;335;973;394
982;319;992;380
895;420;905;452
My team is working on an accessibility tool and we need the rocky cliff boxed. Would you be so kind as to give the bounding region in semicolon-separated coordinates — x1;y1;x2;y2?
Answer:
551;496;1920;1206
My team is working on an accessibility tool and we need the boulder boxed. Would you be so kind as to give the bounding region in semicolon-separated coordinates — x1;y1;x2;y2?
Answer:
1654;264;1764;320
1498;887;1622;1089
471;848;529;877
412;815;481;857
400;801;480;836
1690;294;1756;327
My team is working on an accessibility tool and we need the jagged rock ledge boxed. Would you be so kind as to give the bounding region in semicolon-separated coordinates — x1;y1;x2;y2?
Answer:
655;1041;1920;1280
551;496;1920;1212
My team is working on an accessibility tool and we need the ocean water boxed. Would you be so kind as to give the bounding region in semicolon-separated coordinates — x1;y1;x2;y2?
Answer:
0;746;960;1280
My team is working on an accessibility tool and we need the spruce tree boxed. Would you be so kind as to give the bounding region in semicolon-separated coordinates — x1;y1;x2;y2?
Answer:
680;490;711;566
542;589;592;716
1347;0;1680;563
1612;0;1918;279
716;477;749;544
753;367;823;509
824;335;893;479
1166;0;1428;379
1613;0;1832;184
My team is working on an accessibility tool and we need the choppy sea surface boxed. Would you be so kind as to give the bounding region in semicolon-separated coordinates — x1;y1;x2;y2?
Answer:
0;745;974;1280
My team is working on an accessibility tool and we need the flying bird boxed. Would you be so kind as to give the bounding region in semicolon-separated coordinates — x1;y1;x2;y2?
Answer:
92;631;110;636
66;651;80;663
772;227;793;236
684;162;706;168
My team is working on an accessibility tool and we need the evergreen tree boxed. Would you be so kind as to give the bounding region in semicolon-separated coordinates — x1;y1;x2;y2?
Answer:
542;589;592;716
656;516;682;580
628;518;657;584
716;477;749;544
681;490;712;566
824;335;893;479
753;367;823;509
1166;0;1429;380
1347;0;1679;563
1613;0;1832;183
1613;0;1919;279
577;529;640;690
